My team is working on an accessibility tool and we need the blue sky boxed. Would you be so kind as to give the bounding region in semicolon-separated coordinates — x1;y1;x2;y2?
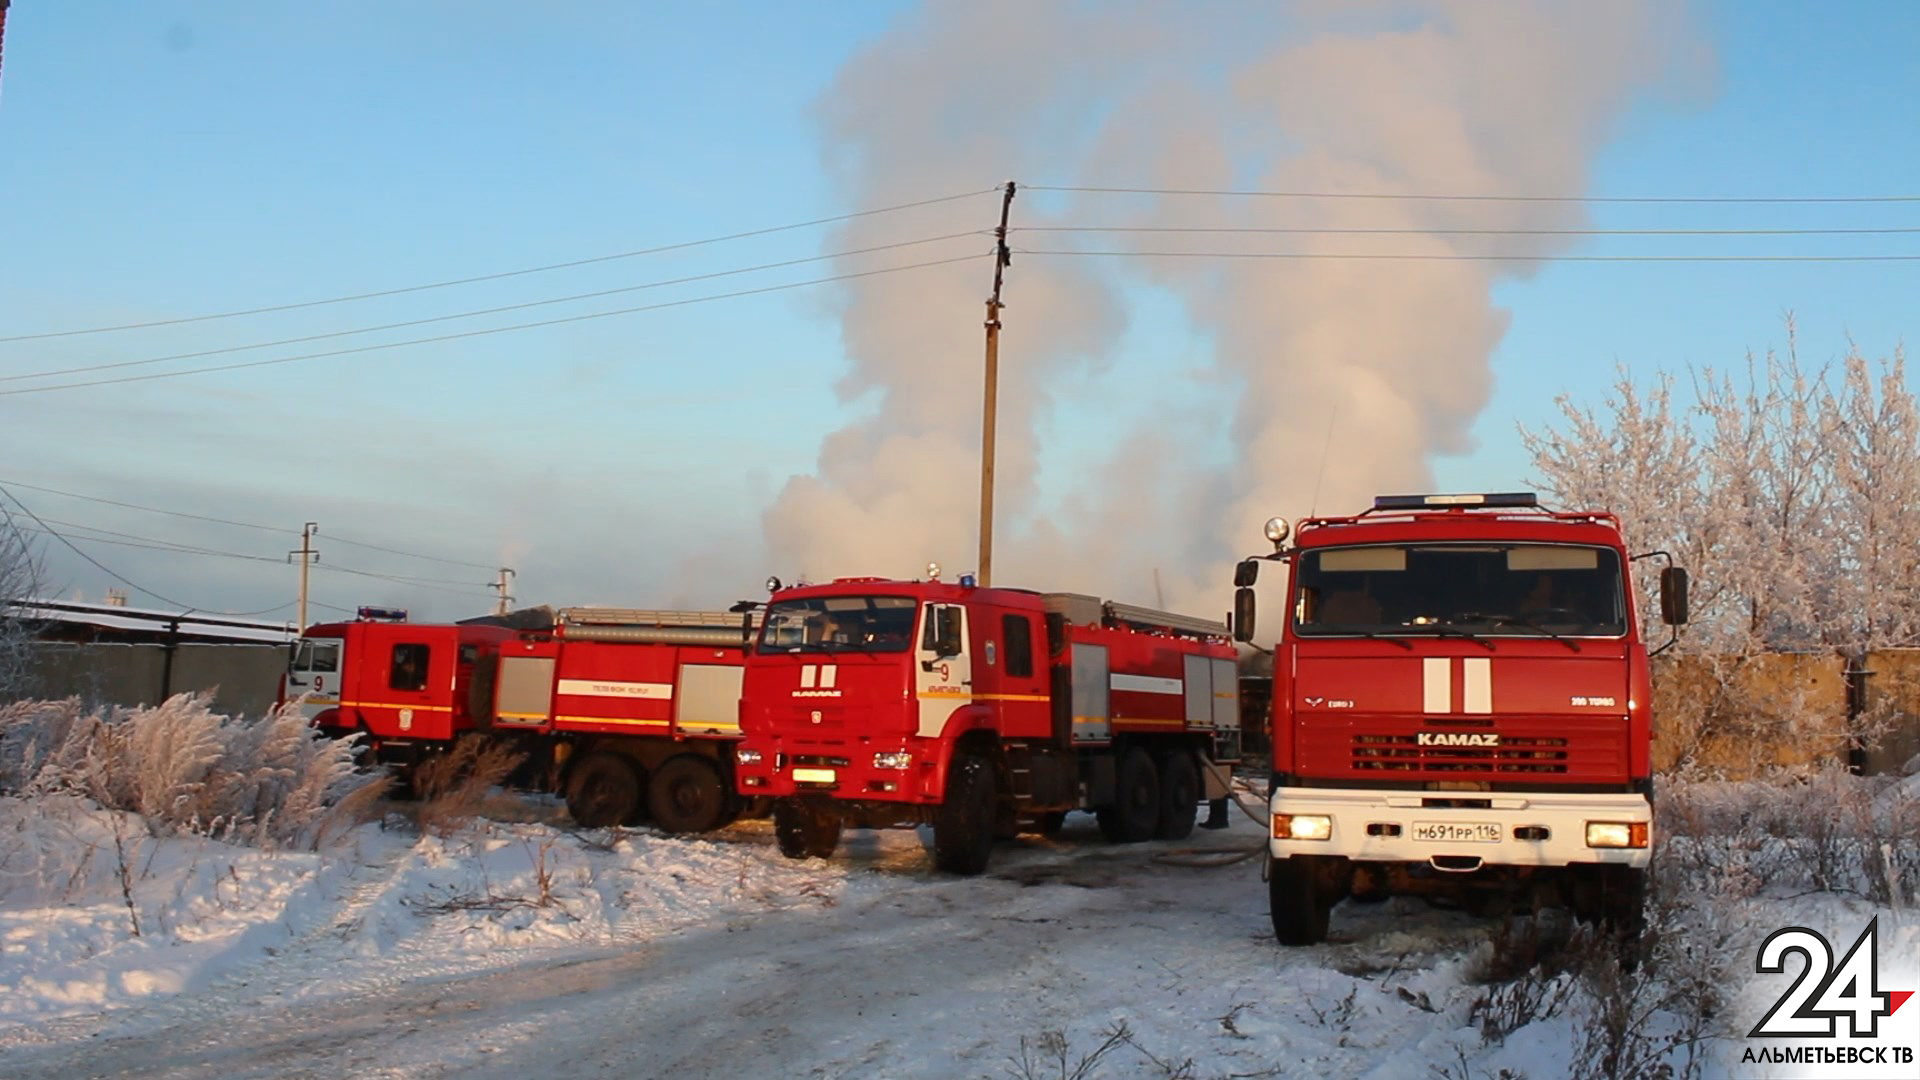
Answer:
1;1;1916;624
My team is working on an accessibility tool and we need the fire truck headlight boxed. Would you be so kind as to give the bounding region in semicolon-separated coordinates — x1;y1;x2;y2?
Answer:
872;751;913;770
1584;821;1649;849
1264;517;1291;544
735;748;763;766
1273;813;1332;841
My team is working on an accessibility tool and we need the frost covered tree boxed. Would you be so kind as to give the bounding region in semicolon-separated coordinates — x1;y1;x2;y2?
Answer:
1522;324;1920;769
1524;324;1920;657
0;504;46;701
1519;367;1713;645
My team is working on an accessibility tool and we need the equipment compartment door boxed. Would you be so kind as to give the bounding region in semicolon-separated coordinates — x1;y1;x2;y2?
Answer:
1069;643;1110;743
494;656;556;729
677;663;744;736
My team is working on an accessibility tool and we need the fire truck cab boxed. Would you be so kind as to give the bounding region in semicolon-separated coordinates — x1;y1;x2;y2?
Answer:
735;575;1240;874
1232;493;1687;944
286;608;513;764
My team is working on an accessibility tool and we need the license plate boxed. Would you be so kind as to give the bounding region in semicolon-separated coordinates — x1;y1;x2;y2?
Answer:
791;767;837;784
1413;821;1501;843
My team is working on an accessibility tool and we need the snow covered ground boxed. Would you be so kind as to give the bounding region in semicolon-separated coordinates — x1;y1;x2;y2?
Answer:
2;788;1914;1079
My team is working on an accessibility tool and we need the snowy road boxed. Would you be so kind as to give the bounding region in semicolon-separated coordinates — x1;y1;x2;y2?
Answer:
0;812;1521;1079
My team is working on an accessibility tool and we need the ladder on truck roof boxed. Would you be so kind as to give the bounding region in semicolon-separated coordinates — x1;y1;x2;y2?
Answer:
556;607;760;647
1042;593;1227;640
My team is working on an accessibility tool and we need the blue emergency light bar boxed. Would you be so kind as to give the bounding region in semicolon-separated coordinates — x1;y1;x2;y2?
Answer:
1372;492;1538;511
356;606;409;622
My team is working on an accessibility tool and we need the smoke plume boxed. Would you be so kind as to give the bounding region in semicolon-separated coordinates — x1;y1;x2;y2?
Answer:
766;1;1701;618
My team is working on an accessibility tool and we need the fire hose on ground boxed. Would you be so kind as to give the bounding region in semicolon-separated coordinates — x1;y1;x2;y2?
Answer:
1149;759;1271;869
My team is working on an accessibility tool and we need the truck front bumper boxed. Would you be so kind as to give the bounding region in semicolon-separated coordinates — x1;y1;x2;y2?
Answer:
1268;786;1652;870
735;735;946;805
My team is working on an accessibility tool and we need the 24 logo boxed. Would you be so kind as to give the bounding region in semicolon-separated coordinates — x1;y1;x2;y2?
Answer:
1749;918;1914;1040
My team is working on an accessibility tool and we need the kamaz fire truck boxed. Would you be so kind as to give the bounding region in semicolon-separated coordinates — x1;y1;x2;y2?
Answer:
1230;493;1688;944
732;575;1241;874
284;606;758;831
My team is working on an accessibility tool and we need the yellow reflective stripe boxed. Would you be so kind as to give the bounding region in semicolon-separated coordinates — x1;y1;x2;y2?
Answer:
916;691;1050;702
341;700;453;713
305;696;341;706
553;715;670;728
495;710;549;721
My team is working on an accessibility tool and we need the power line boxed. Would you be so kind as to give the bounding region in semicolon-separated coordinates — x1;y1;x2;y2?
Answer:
0;482;220;612
0;230;987;385
310;563;496;598
1026;184;1920;204
0;478;285;533
1017;248;1920;263
1020;225;1920;237
0;187;1001;343
0;477;501;572
26;518;285;562
0;252;990;397
323;534;495;572
17;520;494;601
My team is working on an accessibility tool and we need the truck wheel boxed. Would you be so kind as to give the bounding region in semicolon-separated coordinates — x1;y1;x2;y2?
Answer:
1154;751;1200;841
566;752;644;828
773;801;842;860
648;755;728;834
1096;746;1160;843
1268;856;1333;946
932;754;996;875
1600;865;1648;940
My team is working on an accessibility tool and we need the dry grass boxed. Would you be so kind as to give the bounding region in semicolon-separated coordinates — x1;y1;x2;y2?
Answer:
0;694;384;849
410;736;526;838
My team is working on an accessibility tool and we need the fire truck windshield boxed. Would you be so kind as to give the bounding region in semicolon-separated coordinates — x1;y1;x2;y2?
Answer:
1293;543;1627;639
757;595;919;654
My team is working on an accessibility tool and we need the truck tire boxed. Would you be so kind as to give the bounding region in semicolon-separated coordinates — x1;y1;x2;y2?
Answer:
1268;855;1333;946
648;755;729;834
566;752;644;828
1154;750;1200;841
773;800;842;860
1096;746;1160;843
932;754;996;875
1600;865;1648;940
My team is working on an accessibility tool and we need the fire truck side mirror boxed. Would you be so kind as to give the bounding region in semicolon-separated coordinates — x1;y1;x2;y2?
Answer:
1233;587;1256;643
924;605;964;657
1659;566;1690;626
1233;559;1260;588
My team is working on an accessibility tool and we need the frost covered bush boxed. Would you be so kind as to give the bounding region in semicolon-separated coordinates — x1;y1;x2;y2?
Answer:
1658;769;1920;905
0;694;387;848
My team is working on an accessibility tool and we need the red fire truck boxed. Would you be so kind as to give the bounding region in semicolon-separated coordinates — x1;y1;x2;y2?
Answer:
284;606;757;831
1231;493;1687;944
733;575;1241;874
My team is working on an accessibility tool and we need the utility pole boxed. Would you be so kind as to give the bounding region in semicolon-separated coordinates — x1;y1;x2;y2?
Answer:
289;522;318;632
977;180;1016;587
493;567;515;616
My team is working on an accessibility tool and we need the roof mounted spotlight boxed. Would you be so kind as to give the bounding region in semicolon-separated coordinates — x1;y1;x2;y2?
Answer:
765;575;783;593
926;561;941;581
1264;516;1291;551
1372;492;1538;511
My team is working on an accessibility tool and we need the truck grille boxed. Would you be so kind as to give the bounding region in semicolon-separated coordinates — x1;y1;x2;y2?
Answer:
1351;733;1570;774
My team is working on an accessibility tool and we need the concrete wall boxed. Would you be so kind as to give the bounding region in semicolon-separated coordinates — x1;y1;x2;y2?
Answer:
1651;649;1920;777
19;642;287;718
1865;648;1920;775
